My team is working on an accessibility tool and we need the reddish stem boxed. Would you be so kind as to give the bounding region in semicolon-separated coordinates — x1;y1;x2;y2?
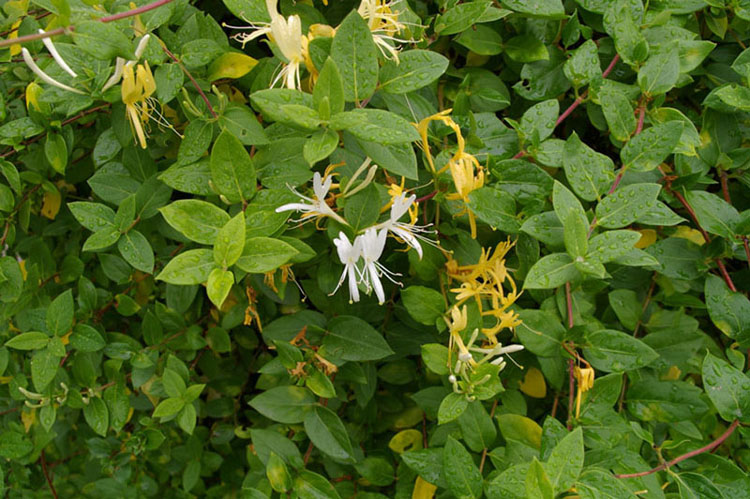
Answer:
41;450;58;499
565;281;574;329
719;170;731;204
615;420;740;479
634;105;646;135
0;0;174;48
602;54;621;78
567;358;575;431
555;95;585;127
415;190;437;203
161;45;218;119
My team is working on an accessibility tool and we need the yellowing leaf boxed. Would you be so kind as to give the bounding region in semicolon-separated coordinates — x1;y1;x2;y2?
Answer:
21;408;35;433
388;429;423;454
519;367;547;398
634;229;657;248
60;331;72;346
41;189;62;220
26;82;44;112
673;226;705;246
18;260;27;281
392;406;423;429
8;19;23;56
466;51;489;67
662;365;682;381
207;53;258;81
412;476;437;499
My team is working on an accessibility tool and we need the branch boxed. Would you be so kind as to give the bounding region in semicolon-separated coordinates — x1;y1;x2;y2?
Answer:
41;450;58;499
615;420;740;479
0;0;174;48
161;45;218;119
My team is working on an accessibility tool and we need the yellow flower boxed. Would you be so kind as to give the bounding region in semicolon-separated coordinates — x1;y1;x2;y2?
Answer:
358;0;409;61
121;62;156;149
446;305;468;334
416;109;485;238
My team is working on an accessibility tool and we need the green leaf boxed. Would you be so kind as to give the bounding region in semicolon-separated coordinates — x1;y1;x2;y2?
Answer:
177;120;213;166
586;230;642;264
266;452;292;492
343;184;381;232
583;329;659;372
250;89;314;126
219;104;268;146
210;130;256;204
206;268;234;308
314;58;345;118
330;11;378;103
524;253;579;289
162;368;186;398
248;386;316;424
177;404;197;434
235;237;298;273
575;469;636;499
421;343;450;375
702;352;750;423
160;200;230;245
70;324;105;352
520;99;559;144
599;87;636;142
468;187;520;233
104;382;130;433
434;1;498;34
621;122;683;172
545;427;583;494
504;0;565;19
401;286;445;326
627;380;709;422
47;289;73;336
438;392;469;424
4;332;49;350
638;48;680;96
595;183;661;229
159;160;213;196
552;181;587;232
443;436;483;499
526;458;555;499
505;35;549;63
118;230;154;273
84;397;109;437
330;109;420;144
380;50;449;94
45;132;68;175
563;212;589;259
455;24;504;56
562;132;615;202
401;448;446;487
603;3;648;66
31;349;58;391
564;40;601;87
516;310;564;357
457;401;497;453
686;190;740;239
322;316;394;361
74;21;134;60
303;406;356;463
153;397;185;418
69;202;116;232
705;275;750;345
304;128;339;166
357;139;418;180
214;212;245;268
156;249;215;285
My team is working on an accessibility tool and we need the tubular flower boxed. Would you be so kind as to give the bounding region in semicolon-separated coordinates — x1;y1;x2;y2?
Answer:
275;172;348;226
21;43;84;95
445;240;521;344
228;0;308;89
331;232;363;304
122;62;157;149
417;109;485;238
375;193;435;259
358;0;409;61
360;227;401;304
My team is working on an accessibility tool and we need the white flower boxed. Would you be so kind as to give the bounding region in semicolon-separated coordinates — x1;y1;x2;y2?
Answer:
358;0;410;61
276;172;348;226
227;0;306;89
102;34;151;92
331;232;363;303
376;193;435;259
22;46;84;95
360;227;401;304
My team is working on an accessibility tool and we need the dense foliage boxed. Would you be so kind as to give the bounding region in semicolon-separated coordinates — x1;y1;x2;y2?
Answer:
2;0;750;497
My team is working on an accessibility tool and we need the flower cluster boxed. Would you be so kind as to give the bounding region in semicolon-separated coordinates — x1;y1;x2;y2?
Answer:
228;0;412;90
276;168;435;305
417;110;485;238
446;240;522;344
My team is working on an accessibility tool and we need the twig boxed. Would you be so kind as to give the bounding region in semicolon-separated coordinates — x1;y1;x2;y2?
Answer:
0;0;174;48
161;45;218;119
615;420;740;479
41;450;58;499
567;358;575;431
415;190;437;203
479;400;500;473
